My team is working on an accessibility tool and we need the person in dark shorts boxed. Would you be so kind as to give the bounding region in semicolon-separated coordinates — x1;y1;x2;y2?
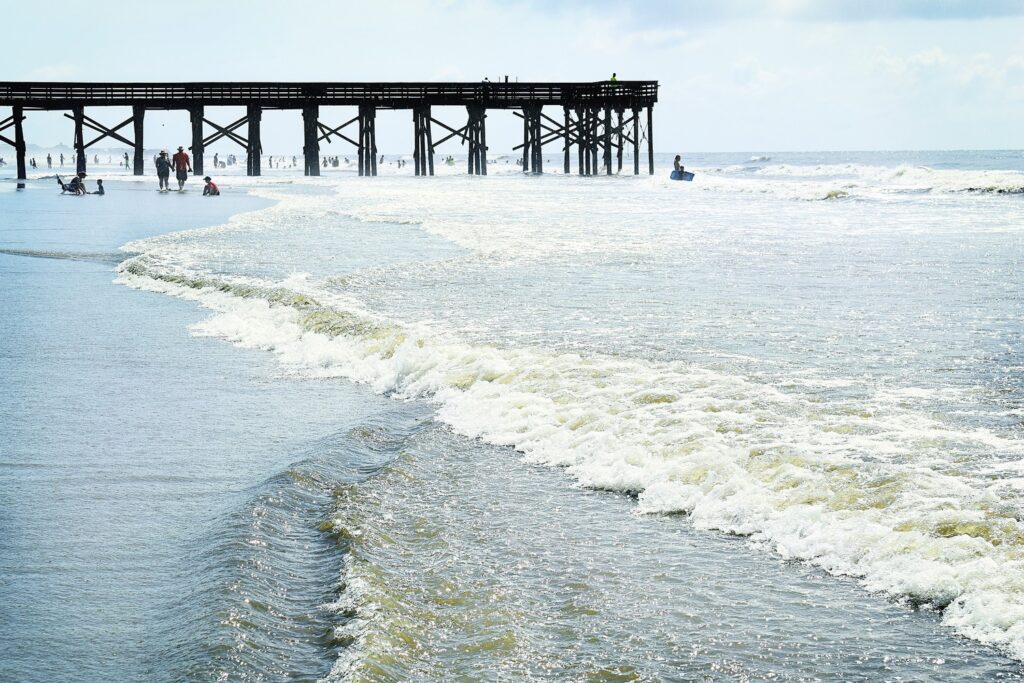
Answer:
172;146;191;191
58;172;87;195
155;150;172;191
202;176;220;196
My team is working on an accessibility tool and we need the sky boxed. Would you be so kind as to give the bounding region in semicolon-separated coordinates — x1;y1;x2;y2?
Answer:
3;0;1023;153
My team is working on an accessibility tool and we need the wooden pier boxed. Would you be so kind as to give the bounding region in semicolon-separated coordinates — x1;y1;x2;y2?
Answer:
0;81;658;182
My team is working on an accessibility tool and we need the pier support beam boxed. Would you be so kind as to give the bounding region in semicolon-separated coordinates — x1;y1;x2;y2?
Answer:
466;105;486;175
13;107;26;186
616;109;624;174
358;105;377;176
632;107;640;175
604;107;612;175
246;105;262;176
72;106;86;174
0;108;28;187
564;107;571;174
520;104;543;175
190;106;204;176
647;106;654;175
133;105;145;175
302;105;320;176
413;105;434;176
576;108;585;176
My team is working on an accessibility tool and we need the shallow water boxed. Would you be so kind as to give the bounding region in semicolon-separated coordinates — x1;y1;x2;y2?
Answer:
3;153;1024;680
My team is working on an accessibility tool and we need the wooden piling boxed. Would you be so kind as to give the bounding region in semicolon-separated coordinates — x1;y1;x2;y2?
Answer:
589;108;598;176
647;106;654;175
358;105;376;176
563;107;571;174
521;107;529;174
302;105;320;176
604;107;612;175
13;105;26;185
246;104;261;176
425;107;435;176
72;106;86;174
190;106;204;176
576;108;584;176
133;105;145;175
616;109;623;173
632;107;639;175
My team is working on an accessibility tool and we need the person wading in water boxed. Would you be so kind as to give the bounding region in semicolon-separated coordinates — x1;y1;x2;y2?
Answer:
172;146;192;191
155;151;172;192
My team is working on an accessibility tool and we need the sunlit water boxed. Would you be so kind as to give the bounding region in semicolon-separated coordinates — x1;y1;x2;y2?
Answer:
2;151;1024;681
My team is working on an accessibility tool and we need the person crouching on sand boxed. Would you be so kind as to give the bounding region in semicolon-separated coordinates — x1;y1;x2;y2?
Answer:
202;176;220;196
58;172;87;195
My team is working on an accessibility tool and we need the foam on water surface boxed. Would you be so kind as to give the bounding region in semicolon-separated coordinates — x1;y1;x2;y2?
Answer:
111;161;1024;669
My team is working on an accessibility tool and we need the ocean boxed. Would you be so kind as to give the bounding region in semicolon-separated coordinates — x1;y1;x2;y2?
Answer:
2;150;1024;681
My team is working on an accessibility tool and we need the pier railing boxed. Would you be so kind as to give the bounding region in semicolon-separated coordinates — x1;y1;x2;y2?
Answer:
0;81;658;109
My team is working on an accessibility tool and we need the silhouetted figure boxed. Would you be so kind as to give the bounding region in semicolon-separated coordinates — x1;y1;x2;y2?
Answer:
91;179;105;195
58;171;87;195
47;153;52;169
155;151;172;191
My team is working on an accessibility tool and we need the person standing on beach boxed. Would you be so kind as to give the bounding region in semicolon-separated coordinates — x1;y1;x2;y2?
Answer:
155;150;172;192
123;152;129;169
47;153;52;169
60;153;64;167
172;146;191;191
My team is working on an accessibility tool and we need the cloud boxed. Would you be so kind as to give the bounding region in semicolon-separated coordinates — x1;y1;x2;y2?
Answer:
872;47;1024;99
543;0;1024;26
24;64;79;80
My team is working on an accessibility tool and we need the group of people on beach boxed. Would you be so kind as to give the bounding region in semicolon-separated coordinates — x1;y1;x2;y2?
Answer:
55;144;219;197
153;146;219;195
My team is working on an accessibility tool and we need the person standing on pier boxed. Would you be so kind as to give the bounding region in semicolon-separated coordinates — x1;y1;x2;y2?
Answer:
155;150;172;192
172;146;191;191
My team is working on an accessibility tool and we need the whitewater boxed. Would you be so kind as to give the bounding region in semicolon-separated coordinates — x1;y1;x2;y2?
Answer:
49;150;1024;677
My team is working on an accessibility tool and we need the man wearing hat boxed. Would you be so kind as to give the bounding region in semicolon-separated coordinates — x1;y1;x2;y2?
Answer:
155;151;172;192
172;145;192;191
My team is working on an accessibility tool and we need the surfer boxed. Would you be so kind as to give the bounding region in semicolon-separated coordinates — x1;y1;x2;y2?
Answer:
155;150;172;192
202;176;220;196
172;146;191;191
